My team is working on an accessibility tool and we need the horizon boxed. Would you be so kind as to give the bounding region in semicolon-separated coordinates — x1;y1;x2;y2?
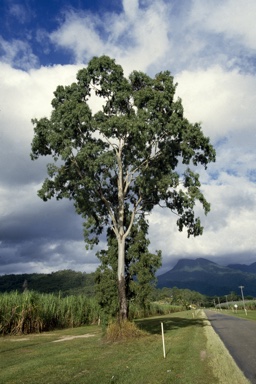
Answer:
1;256;255;277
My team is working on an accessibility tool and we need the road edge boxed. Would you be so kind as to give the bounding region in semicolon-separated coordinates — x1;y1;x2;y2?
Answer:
201;310;250;384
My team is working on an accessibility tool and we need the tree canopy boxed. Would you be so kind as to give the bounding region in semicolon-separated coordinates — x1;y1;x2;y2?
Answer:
31;55;216;320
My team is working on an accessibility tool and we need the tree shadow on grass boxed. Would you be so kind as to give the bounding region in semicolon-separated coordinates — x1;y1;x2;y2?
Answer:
135;313;206;334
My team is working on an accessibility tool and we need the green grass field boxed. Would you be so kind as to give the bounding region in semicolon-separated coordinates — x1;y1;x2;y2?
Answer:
213;308;256;321
0;310;230;384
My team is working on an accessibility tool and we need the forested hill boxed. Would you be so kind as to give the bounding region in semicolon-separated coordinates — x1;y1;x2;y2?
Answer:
157;258;256;296
0;270;95;296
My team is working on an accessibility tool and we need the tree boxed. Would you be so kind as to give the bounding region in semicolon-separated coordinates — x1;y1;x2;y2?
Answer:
31;55;216;321
95;216;161;321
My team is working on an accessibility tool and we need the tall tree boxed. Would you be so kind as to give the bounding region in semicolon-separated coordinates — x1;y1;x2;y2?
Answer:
95;216;162;321
31;55;216;320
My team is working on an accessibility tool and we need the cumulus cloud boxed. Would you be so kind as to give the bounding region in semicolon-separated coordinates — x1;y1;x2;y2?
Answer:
0;63;83;187
50;12;105;62
176;66;256;140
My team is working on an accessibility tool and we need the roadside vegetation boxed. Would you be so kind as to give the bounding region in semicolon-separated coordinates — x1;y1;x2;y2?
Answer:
0;291;99;335
0;290;185;336
212;305;256;322
2;287;255;336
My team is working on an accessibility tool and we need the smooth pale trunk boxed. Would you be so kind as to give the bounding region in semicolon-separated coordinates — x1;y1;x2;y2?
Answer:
117;236;127;320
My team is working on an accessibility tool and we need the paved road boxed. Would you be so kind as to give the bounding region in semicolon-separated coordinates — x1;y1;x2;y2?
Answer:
205;310;256;383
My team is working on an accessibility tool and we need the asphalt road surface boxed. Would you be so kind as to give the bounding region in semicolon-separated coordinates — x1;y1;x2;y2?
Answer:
205;310;256;383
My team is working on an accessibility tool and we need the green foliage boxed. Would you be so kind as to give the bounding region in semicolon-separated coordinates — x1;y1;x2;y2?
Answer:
129;301;184;319
31;55;215;244
153;286;207;308
0;270;95;296
95;217;162;322
0;291;100;335
127;218;162;310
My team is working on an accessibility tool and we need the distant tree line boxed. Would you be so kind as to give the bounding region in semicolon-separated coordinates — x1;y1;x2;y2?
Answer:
0;270;95;296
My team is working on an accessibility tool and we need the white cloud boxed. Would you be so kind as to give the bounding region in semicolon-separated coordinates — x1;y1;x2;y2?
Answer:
150;173;256;271
123;0;139;20
0;63;81;143
176;66;256;142
50;12;105;62
49;1;170;73
0;37;38;70
47;0;256;77
120;1;170;73
191;0;256;51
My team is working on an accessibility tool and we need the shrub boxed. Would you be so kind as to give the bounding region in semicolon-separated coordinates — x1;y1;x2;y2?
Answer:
105;320;147;342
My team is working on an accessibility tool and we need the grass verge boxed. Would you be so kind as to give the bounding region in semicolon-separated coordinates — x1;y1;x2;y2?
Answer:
201;311;249;384
0;310;248;384
215;308;256;321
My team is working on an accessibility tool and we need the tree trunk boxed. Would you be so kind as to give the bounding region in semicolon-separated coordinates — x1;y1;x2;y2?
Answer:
116;139;128;321
117;236;128;321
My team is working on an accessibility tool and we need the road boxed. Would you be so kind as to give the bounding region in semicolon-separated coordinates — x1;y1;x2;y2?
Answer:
205;310;256;384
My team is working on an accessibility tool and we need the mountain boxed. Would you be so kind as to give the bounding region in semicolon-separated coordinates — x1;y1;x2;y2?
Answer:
157;258;256;296
227;262;256;274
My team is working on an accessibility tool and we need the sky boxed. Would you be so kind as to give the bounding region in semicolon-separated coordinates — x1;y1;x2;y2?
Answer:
0;0;256;276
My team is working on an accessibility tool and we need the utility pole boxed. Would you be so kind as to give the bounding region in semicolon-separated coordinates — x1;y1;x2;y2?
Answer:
225;295;229;310
217;297;222;311
239;286;247;315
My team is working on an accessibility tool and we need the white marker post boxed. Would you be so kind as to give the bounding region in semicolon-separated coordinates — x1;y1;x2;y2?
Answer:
161;322;166;359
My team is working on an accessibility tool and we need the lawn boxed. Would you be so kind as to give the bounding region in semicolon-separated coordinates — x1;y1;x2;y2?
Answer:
0;310;247;384
218;308;256;321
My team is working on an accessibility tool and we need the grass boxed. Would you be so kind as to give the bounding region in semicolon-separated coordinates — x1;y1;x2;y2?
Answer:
0;310;248;384
212;308;256;321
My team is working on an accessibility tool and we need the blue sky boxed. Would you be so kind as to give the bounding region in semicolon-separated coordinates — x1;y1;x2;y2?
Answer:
0;0;256;278
0;0;125;68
